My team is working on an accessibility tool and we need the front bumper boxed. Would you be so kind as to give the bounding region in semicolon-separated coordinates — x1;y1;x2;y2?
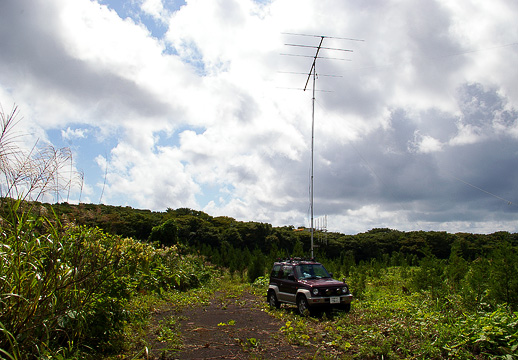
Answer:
308;293;353;307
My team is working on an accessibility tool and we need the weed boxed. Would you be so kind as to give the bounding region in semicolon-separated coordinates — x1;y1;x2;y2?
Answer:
156;316;182;350
217;320;236;327
246;337;259;348
280;320;312;346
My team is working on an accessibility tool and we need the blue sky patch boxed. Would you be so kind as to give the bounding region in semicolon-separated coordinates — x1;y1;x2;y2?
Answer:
100;0;186;40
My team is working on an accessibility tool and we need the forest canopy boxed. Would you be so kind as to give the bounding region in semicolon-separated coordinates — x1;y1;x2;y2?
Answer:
15;201;517;264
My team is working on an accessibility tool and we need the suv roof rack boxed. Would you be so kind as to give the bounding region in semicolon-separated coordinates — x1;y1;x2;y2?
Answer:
276;257;318;263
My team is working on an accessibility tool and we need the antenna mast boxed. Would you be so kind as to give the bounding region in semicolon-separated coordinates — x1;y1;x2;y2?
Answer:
308;37;322;259
282;33;362;258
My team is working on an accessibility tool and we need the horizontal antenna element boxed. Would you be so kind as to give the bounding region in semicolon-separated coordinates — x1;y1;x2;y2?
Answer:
282;32;365;42
280;53;352;61
284;43;353;52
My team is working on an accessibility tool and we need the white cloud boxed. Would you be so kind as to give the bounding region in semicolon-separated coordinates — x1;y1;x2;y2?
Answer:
410;131;444;154
62;127;88;140
140;0;167;20
1;0;518;234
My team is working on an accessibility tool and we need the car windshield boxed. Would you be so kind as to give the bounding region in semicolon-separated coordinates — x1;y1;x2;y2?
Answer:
295;264;331;280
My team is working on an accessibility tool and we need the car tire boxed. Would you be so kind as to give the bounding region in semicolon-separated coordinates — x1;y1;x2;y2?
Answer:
267;290;280;309
297;295;310;316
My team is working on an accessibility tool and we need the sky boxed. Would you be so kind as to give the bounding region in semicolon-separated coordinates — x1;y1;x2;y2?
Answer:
1;0;518;235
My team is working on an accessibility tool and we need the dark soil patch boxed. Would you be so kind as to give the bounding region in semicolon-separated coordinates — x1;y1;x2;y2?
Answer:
147;290;316;360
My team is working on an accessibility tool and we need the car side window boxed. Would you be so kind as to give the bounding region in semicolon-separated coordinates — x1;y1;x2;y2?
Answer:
271;264;281;278
281;265;294;280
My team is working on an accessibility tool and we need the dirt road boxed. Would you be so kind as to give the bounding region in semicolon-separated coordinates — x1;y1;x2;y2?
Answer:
147;289;316;359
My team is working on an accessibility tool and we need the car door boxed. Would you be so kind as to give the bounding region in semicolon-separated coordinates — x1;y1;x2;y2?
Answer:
278;265;297;303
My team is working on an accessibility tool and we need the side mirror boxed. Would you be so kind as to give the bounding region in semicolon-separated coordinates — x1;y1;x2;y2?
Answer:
287;274;296;281
329;272;333;277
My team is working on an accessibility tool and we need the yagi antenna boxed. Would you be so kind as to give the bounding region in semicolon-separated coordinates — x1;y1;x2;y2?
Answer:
281;32;363;258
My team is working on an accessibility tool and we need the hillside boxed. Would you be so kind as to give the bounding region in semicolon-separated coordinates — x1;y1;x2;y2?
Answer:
31;201;518;264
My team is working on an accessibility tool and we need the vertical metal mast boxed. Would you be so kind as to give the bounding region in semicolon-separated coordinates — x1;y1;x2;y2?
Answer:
282;33;361;259
311;67;317;257
305;37;324;259
310;56;316;259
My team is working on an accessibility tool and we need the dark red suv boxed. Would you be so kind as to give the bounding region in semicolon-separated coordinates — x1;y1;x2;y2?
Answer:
267;258;353;315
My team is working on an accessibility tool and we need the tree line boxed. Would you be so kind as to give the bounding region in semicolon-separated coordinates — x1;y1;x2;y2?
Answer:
16;201;518;311
27;202;518;264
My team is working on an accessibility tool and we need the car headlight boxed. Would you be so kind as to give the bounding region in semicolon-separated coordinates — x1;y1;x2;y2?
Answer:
342;286;349;294
312;288;319;296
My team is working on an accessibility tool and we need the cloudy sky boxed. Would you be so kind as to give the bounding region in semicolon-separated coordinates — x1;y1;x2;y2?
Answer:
1;0;518;235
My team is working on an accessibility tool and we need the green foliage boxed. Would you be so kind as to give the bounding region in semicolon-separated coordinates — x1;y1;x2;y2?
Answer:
148;218;179;246
16;200;518;275
348;265;368;300
292;239;304;257
461;257;491;310
456;307;518;357
487;241;518;309
0;204;213;359
267;262;518;359
445;245;469;292
217;319;236;326
251;275;269;289
156;316;182;349
247;249;265;283
411;251;446;298
3;199;517;358
280;320;311;346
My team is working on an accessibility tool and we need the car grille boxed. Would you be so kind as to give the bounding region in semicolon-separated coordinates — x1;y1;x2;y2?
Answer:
319;288;342;296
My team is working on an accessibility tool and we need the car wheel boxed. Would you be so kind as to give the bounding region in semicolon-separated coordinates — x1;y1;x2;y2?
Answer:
339;303;351;313
297;295;310;316
267;290;280;309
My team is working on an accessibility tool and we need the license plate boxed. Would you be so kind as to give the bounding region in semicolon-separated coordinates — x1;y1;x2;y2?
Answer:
330;297;340;304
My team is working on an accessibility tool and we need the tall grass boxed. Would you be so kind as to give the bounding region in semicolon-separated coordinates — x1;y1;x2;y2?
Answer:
0;198;213;358
0;105;213;358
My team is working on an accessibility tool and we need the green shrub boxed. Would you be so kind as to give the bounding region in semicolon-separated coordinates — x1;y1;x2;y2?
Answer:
455;307;518;357
0;205;213;358
247;250;265;283
148;219;179;246
411;252;445;298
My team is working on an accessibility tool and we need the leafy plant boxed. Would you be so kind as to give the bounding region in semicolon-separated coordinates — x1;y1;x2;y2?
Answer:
217;319;236;327
280;320;311;346
157;316;182;349
455;307;518;357
246;337;258;348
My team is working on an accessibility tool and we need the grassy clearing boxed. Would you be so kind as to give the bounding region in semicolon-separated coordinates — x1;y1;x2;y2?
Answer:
261;267;518;359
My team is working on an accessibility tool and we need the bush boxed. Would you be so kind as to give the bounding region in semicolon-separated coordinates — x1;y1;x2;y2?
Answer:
411;252;445;298
148;218;179;246
247;250;265;283
0;204;213;358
